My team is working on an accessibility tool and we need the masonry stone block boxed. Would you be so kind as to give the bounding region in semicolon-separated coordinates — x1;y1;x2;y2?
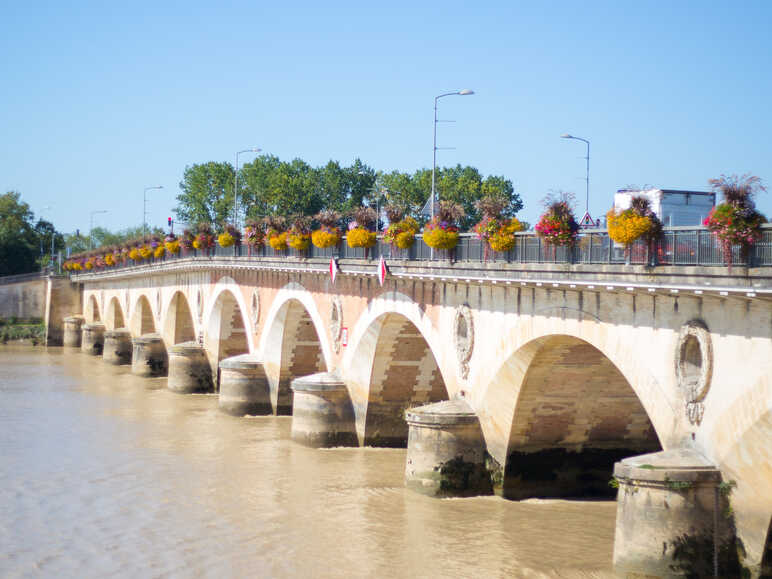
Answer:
218;354;271;415
131;333;168;377
81;322;105;356
63;315;85;348
103;328;132;365
167;341;212;393
291;372;357;448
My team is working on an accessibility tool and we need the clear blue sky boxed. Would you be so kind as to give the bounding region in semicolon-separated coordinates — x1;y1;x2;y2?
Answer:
1;0;770;233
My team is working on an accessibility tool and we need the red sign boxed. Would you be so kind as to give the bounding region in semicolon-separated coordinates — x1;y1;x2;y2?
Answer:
329;258;338;285
341;327;348;347
377;256;387;286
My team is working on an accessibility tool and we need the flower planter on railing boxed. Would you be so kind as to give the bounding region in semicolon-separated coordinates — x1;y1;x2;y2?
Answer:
66;225;772;275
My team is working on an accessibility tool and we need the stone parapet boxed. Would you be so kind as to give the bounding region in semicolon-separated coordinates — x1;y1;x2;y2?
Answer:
81;322;105;355
167;341;213;393
404;398;492;497
218;354;271;415
290;372;357;447
103;328;132;365
131;333;168;377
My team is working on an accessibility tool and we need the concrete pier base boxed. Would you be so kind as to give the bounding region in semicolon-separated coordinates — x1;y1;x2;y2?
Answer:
81;322;105;355
404;398;492;497
63;315;85;348
103;328;132;365
613;448;743;577
167;342;213;394
218;354;271;415
290;372;357;448
131;333;168;377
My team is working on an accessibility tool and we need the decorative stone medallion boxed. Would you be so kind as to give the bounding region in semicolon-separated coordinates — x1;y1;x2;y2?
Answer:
330;297;343;353
251;290;260;332
675;319;713;425
454;304;474;379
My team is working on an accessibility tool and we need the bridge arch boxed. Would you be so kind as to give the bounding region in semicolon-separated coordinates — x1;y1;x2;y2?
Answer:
476;314;679;467
260;283;329;415
129;294;156;337
85;294;101;323
163;290;196;345
492;334;662;499
344;292;451;447
203;279;252;387
105;296;125;330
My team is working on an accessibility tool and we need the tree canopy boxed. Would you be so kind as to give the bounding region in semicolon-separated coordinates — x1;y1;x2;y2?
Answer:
0;192;64;276
175;155;520;229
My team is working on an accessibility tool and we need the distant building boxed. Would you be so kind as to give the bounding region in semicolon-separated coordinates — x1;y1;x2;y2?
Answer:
613;188;716;227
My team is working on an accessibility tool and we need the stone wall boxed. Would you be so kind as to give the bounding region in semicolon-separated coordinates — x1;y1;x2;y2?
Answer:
0;274;46;320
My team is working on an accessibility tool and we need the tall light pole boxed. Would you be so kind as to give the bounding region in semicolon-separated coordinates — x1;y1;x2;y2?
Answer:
234;147;261;227
431;89;474;221
560;134;590;216
143;185;163;238
89;210;108;250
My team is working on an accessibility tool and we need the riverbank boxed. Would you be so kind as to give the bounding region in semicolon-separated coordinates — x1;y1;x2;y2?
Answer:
0;318;45;344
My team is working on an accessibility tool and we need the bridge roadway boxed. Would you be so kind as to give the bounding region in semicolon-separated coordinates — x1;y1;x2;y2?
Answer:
62;250;771;576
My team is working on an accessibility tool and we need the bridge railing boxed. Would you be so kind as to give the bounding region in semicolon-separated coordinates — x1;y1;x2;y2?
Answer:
74;225;772;272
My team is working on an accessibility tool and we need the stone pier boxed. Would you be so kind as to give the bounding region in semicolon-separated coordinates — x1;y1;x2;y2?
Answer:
62;315;85;348
613;448;743;577
81;322;105;356
131;333;168;377
290;372;357;447
218;354;271;416
167;342;212;394
404;398;492;497
103;328;132;365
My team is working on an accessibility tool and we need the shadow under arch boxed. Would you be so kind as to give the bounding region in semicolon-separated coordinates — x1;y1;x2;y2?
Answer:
351;312;449;448
130;294;156;337
261;298;326;415
105;297;125;330
85;294;101;323
498;334;662;500
163;291;196;345
203;288;250;389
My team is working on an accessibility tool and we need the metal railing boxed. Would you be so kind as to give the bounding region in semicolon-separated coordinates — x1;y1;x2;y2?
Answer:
70;225;772;273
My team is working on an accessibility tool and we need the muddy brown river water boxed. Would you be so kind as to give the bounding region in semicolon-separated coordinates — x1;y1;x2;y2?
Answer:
0;345;617;578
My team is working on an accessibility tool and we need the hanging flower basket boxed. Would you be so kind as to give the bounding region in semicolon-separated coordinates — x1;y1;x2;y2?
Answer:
384;217;419;250
347;227;377;248
312;227;341;249
423;220;459;250
268;230;288;251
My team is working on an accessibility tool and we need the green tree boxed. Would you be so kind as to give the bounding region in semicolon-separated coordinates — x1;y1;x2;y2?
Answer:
34;219;65;268
0;192;40;275
175;162;236;226
239;154;282;219
265;158;320;216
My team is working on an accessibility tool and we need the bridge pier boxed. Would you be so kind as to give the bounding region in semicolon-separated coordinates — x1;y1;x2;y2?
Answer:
404;398;492;497
81;322;105;356
613;448;743;577
131;333;168;377
290;372;357;447
103;329;132;365
167;342;212;393
62;315;85;348
218;354;271;416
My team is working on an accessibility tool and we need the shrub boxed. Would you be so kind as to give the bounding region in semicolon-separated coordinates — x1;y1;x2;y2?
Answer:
535;192;579;246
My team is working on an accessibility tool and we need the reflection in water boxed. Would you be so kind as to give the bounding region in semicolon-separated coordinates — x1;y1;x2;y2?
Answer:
0;346;616;578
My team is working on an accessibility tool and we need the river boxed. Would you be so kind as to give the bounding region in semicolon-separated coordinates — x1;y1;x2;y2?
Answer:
0;345;617;578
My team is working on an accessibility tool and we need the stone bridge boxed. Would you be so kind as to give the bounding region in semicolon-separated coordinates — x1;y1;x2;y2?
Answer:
62;252;772;576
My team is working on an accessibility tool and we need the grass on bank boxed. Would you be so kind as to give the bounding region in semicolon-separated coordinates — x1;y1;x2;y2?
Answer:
0;318;45;344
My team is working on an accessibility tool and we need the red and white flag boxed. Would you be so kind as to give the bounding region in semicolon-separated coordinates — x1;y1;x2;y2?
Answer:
377;256;387;286
329;258;338;285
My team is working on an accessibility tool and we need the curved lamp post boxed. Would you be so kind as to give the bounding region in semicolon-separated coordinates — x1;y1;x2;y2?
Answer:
431;89;474;221
560;133;590;215
143;185;163;238
234;147;261;227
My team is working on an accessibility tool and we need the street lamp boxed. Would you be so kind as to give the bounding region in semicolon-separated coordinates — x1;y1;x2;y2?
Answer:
560;133;591;216
234;147;261;227
143;185;163;238
431;89;474;221
89;210;108;250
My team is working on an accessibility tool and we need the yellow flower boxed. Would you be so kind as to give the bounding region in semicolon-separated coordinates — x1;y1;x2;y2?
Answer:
139;245;152;259
346;227;377;248
423;228;459;250
154;245;165;258
288;232;311;251
218;232;235;247
129;248;140;260
165;240;180;254
268;232;288;251
395;230;415;249
311;229;340;249
607;209;652;245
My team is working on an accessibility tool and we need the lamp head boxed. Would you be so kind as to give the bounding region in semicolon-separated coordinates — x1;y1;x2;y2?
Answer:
458;89;474;95
560;133;573;139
